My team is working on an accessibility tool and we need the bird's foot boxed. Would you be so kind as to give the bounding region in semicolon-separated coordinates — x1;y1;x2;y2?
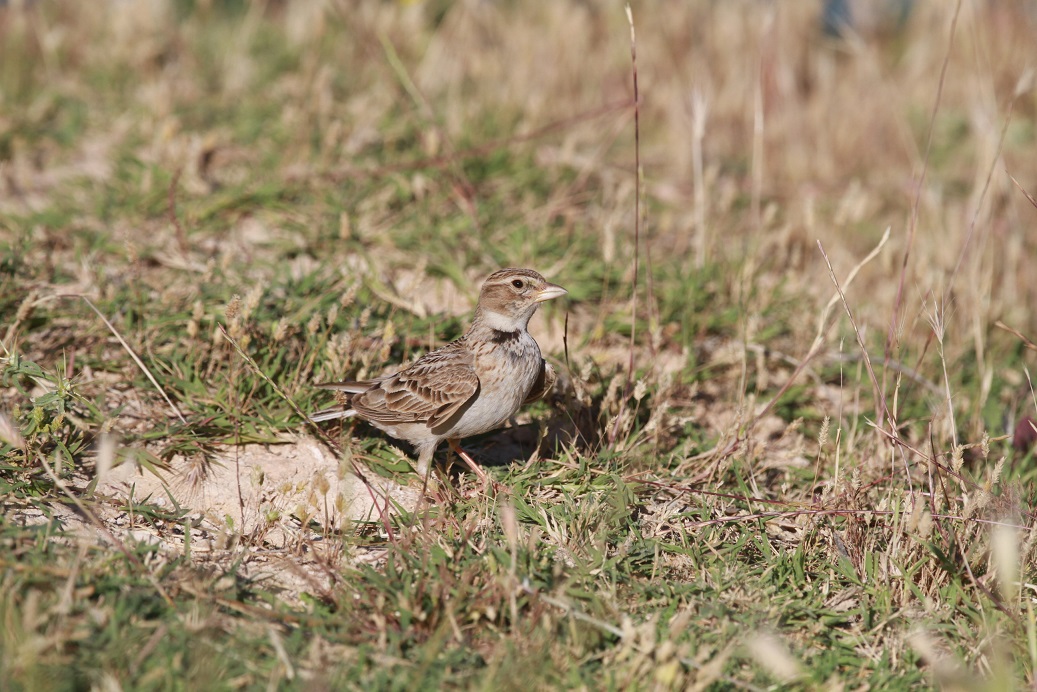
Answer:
448;439;506;495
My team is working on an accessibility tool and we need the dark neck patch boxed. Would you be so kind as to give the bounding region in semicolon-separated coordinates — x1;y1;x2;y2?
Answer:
489;329;521;344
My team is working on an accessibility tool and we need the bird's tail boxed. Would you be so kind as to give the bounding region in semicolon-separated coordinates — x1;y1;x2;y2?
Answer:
311;380;371;423
314;380;372;393
309;407;358;423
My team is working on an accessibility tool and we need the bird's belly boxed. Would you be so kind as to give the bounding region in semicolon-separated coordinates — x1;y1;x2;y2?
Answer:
368;420;439;448
446;387;526;438
447;360;538;439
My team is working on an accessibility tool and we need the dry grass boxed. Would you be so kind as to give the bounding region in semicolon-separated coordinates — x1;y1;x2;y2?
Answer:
3;0;1037;688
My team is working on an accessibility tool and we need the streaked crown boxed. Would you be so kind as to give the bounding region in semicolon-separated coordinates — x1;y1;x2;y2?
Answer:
475;268;567;328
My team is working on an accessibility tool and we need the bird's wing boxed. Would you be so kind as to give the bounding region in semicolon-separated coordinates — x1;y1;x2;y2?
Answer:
522;358;557;406
351;341;480;429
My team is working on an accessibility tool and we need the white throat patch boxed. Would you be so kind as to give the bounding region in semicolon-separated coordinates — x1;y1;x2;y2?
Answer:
479;308;531;332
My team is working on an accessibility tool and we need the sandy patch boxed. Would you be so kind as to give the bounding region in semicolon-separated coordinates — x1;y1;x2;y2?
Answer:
95;437;421;541
7;438;426;601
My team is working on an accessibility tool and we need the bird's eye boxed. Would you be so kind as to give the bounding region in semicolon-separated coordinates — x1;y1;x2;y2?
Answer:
511;279;524;289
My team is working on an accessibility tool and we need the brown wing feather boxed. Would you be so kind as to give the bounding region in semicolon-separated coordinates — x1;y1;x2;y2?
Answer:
350;340;480;428
522;359;556;406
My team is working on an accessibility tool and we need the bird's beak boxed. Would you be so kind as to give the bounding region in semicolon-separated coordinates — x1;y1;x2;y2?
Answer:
534;282;568;303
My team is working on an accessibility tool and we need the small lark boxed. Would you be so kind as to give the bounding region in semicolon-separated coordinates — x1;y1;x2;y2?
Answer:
312;268;567;484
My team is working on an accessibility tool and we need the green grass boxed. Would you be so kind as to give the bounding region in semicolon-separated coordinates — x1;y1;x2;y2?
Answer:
3;1;1037;689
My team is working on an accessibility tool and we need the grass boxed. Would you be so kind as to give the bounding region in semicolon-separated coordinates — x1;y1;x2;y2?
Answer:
3;0;1037;688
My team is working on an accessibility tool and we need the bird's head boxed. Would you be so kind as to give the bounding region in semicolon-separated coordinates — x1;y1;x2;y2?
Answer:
475;268;567;331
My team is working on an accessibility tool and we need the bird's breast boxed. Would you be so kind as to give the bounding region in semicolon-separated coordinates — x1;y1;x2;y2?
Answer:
445;333;542;438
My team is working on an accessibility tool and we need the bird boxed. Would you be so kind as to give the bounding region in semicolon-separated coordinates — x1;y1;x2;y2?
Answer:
311;268;567;485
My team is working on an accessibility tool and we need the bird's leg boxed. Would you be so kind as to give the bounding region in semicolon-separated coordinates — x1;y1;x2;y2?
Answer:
447;438;491;486
415;443;438;496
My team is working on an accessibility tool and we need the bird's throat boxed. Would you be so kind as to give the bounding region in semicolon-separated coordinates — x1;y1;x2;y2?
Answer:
475;306;533;332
